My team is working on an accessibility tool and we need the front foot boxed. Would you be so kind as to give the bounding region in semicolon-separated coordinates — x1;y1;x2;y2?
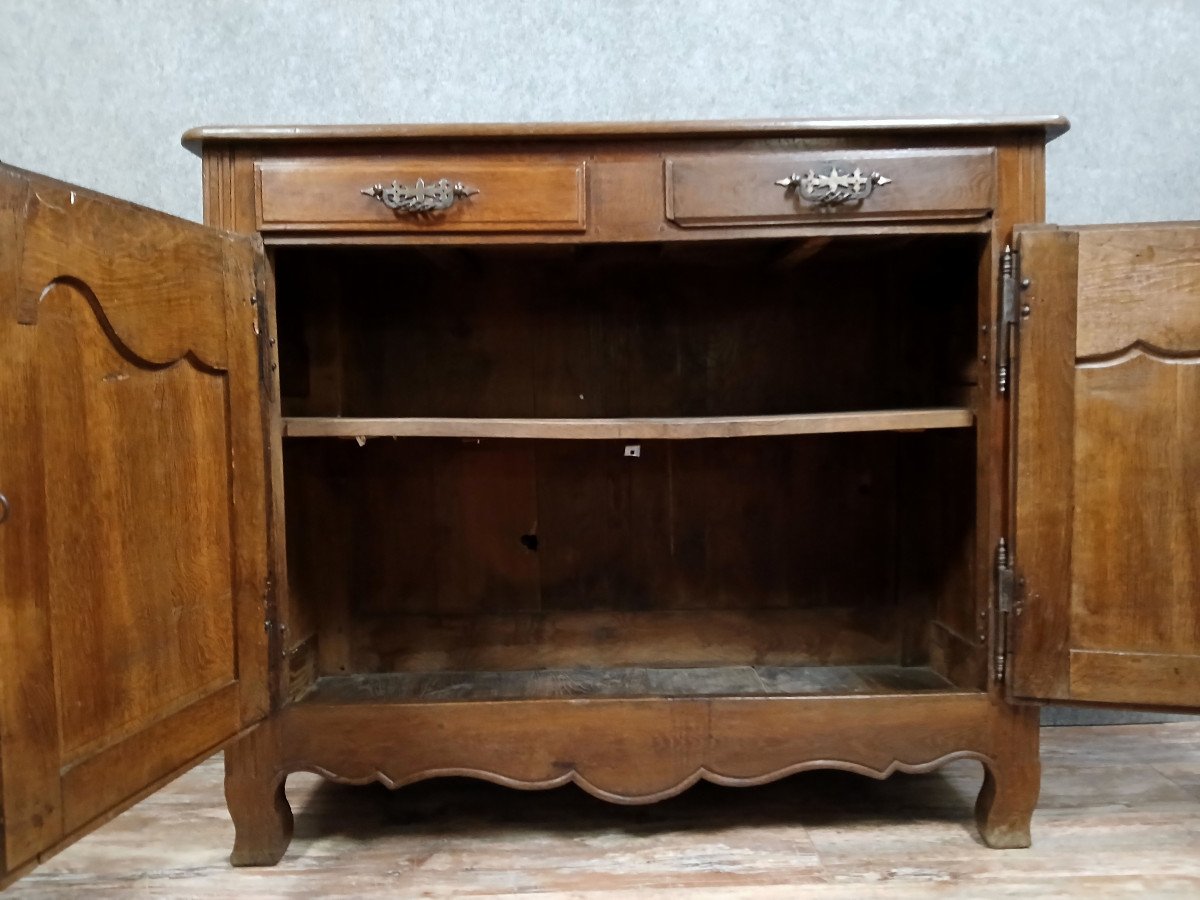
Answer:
974;757;1039;849
225;722;293;866
969;700;1040;849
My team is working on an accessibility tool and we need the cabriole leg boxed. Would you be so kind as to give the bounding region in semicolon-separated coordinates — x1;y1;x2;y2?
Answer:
225;721;293;866
974;705;1040;849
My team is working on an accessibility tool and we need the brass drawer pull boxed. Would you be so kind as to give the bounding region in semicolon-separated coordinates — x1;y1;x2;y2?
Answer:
0;492;9;525
775;166;892;206
360;177;479;214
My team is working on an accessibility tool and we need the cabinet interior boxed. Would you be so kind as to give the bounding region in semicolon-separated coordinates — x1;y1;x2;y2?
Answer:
274;235;988;703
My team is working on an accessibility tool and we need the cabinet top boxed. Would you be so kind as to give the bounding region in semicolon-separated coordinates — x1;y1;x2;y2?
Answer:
182;115;1069;153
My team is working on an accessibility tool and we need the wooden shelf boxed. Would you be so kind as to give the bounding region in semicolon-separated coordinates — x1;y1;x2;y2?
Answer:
301;665;964;705
282;408;974;441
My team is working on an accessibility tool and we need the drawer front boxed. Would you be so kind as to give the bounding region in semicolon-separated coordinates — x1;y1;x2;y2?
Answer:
665;148;995;227
256;158;588;232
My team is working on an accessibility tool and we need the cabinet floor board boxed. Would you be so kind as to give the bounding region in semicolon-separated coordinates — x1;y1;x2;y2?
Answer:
302;665;963;704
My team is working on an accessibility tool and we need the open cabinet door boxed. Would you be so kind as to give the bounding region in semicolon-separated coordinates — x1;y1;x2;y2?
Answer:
1011;224;1200;708
0;164;271;883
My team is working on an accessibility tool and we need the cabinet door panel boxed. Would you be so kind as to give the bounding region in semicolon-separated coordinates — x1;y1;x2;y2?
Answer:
0;164;271;881
1012;224;1200;708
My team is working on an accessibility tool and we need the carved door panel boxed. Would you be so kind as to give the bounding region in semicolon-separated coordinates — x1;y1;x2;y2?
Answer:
1011;224;1200;708
0;164;271;882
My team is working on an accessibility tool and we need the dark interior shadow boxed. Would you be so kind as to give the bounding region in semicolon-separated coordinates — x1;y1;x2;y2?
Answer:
285;763;986;854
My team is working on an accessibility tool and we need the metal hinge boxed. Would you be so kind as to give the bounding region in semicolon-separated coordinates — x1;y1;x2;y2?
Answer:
994;537;1015;681
996;245;1030;394
249;251;278;402
997;246;1017;393
250;290;277;401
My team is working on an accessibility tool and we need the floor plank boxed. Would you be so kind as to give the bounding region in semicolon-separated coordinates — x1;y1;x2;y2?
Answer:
305;665;959;704
10;722;1200;897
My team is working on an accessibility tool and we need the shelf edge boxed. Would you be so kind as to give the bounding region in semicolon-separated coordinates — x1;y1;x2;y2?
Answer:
282;409;975;440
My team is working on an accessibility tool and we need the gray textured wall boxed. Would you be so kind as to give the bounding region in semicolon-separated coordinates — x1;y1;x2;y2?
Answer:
2;0;1199;225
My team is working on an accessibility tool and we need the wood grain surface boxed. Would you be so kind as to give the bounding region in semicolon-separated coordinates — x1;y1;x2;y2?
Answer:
0;162;270;880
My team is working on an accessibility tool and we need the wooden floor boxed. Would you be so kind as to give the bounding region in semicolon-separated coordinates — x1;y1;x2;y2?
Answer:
11;722;1200;898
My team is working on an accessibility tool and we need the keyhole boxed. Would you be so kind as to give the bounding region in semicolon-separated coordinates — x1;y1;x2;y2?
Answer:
520;533;539;552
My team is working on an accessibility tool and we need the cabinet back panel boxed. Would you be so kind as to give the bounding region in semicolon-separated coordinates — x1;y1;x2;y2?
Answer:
344;609;904;673
275;238;981;419
284;431;975;674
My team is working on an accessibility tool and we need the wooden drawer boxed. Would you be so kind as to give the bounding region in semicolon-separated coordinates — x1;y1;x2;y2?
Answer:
665;148;995;227
255;158;588;232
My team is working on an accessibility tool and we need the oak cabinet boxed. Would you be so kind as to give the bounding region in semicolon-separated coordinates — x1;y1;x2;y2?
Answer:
1;116;1198;883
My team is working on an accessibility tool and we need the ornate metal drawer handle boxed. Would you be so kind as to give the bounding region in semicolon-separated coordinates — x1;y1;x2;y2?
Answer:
361;177;479;214
775;166;892;206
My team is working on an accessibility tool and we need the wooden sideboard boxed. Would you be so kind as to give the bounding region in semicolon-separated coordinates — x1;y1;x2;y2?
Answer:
2;116;1198;884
